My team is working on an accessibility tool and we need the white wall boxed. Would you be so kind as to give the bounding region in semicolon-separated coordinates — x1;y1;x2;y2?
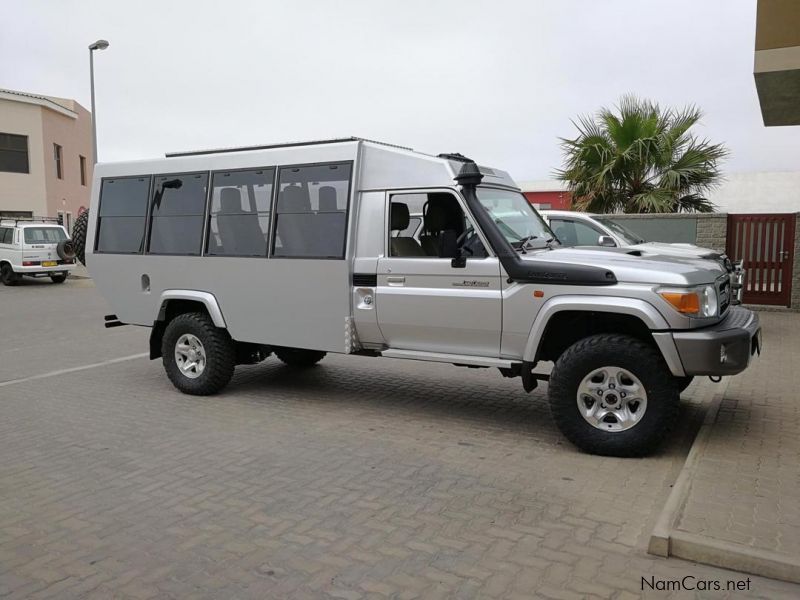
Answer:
709;171;800;214
0;99;47;215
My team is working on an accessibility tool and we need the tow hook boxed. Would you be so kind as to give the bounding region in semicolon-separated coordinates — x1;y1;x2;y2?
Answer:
708;375;723;383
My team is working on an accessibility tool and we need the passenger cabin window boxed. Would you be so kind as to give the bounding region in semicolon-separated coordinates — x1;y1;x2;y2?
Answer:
0;227;13;244
148;173;208;255
272;162;351;259
207;168;274;256
96;176;151;253
549;218;602;246
388;192;486;258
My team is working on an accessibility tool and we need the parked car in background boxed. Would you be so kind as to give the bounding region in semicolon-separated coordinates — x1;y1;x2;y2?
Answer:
0;217;76;285
541;210;744;304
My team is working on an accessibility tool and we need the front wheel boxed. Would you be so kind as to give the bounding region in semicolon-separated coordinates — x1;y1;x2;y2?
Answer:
162;312;236;395
548;334;680;457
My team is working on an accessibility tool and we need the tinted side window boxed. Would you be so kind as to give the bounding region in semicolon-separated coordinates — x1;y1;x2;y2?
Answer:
148;173;208;255
273;163;351;258
573;220;603;246
549;219;601;246
96;176;151;253
0;228;11;244
207;168;274;256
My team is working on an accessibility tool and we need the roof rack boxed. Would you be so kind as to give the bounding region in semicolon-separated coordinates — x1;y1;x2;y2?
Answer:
165;137;414;158
0;216;63;227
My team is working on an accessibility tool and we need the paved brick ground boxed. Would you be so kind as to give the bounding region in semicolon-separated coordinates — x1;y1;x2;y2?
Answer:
1;281;799;598
675;312;800;560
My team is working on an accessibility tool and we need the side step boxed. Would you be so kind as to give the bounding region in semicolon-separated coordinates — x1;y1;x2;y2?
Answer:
380;348;519;369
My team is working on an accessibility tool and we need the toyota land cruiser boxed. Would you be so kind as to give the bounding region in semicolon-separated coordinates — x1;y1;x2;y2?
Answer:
78;138;761;456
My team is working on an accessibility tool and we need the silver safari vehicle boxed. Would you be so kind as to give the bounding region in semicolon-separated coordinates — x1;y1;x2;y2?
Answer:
82;138;761;456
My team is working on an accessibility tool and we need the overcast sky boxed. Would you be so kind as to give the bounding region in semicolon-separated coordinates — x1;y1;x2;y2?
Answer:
2;0;798;181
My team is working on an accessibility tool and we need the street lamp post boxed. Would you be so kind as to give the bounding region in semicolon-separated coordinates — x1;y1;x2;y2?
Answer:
88;39;109;164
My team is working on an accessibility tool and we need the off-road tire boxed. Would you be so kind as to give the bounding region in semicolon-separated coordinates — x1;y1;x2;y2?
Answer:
50;273;68;284
548;334;680;457
274;348;327;367
676;376;694;394
1;264;19;286
162;312;236;395
71;210;89;266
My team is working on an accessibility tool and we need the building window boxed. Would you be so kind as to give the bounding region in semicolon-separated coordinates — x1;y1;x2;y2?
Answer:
0;132;29;173
207;168;274;256
272;162;352;259
54;144;63;179
79;155;87;186
95;176;151;253
147;173;208;255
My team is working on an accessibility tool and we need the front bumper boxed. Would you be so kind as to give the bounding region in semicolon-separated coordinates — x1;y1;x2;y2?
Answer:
672;306;761;376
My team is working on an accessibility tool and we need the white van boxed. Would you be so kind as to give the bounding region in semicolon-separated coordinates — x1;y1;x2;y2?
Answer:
80;138;760;456
0;218;76;285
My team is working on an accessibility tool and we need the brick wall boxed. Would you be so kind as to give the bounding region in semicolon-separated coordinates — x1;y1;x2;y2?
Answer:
694;214;728;254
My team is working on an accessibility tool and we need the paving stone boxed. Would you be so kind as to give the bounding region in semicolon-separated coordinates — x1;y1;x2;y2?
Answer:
1;282;798;598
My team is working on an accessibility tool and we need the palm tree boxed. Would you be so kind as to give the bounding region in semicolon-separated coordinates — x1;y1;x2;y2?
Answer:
556;96;728;213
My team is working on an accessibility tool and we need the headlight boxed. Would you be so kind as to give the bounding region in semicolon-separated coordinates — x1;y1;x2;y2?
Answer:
658;285;718;318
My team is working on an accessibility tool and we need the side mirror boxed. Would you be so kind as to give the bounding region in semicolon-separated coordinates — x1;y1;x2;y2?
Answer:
598;235;616;247
439;230;467;268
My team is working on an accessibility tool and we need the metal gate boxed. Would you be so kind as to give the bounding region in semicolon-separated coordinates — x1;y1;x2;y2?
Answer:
726;213;796;306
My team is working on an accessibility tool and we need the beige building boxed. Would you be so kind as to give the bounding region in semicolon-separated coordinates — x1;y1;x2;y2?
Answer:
754;0;800;126
0;88;93;232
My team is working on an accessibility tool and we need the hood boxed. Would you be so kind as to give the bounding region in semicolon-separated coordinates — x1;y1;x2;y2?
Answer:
523;246;726;286
634;241;720;260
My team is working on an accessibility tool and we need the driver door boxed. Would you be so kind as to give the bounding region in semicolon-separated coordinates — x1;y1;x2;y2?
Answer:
375;190;502;357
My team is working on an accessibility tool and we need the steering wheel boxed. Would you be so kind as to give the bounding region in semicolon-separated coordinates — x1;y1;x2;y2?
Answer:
456;230;475;256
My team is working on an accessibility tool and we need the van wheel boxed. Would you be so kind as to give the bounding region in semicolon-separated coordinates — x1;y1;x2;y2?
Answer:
1;264;20;286
50;273;68;284
161;312;236;395
275;348;327;367
71;210;89;266
547;334;680;457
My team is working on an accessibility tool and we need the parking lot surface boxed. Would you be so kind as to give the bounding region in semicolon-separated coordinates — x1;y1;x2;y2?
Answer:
2;278;799;599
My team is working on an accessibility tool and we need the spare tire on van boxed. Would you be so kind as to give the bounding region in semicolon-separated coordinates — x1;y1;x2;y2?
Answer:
71;210;89;266
57;239;76;261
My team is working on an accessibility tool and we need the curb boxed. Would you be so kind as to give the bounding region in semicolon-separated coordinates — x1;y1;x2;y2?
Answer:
648;383;800;584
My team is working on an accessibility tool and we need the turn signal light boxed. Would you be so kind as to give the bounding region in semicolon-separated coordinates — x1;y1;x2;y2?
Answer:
22;261;40;266
659;291;700;314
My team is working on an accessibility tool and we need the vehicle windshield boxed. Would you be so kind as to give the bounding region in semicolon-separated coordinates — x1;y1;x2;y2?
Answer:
475;187;556;249
594;217;645;245
23;227;67;244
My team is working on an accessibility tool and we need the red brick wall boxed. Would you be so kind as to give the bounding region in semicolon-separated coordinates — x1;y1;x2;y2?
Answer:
523;191;571;210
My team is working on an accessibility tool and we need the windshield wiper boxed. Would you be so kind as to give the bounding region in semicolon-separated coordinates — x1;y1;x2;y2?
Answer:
516;235;538;253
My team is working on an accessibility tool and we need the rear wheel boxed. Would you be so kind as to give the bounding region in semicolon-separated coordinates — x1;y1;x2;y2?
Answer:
548;334;680;457
50;272;68;284
1;264;20;286
162;312;236;395
274;347;327;367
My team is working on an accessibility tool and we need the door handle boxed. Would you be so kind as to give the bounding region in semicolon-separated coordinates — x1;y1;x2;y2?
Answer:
386;276;406;286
